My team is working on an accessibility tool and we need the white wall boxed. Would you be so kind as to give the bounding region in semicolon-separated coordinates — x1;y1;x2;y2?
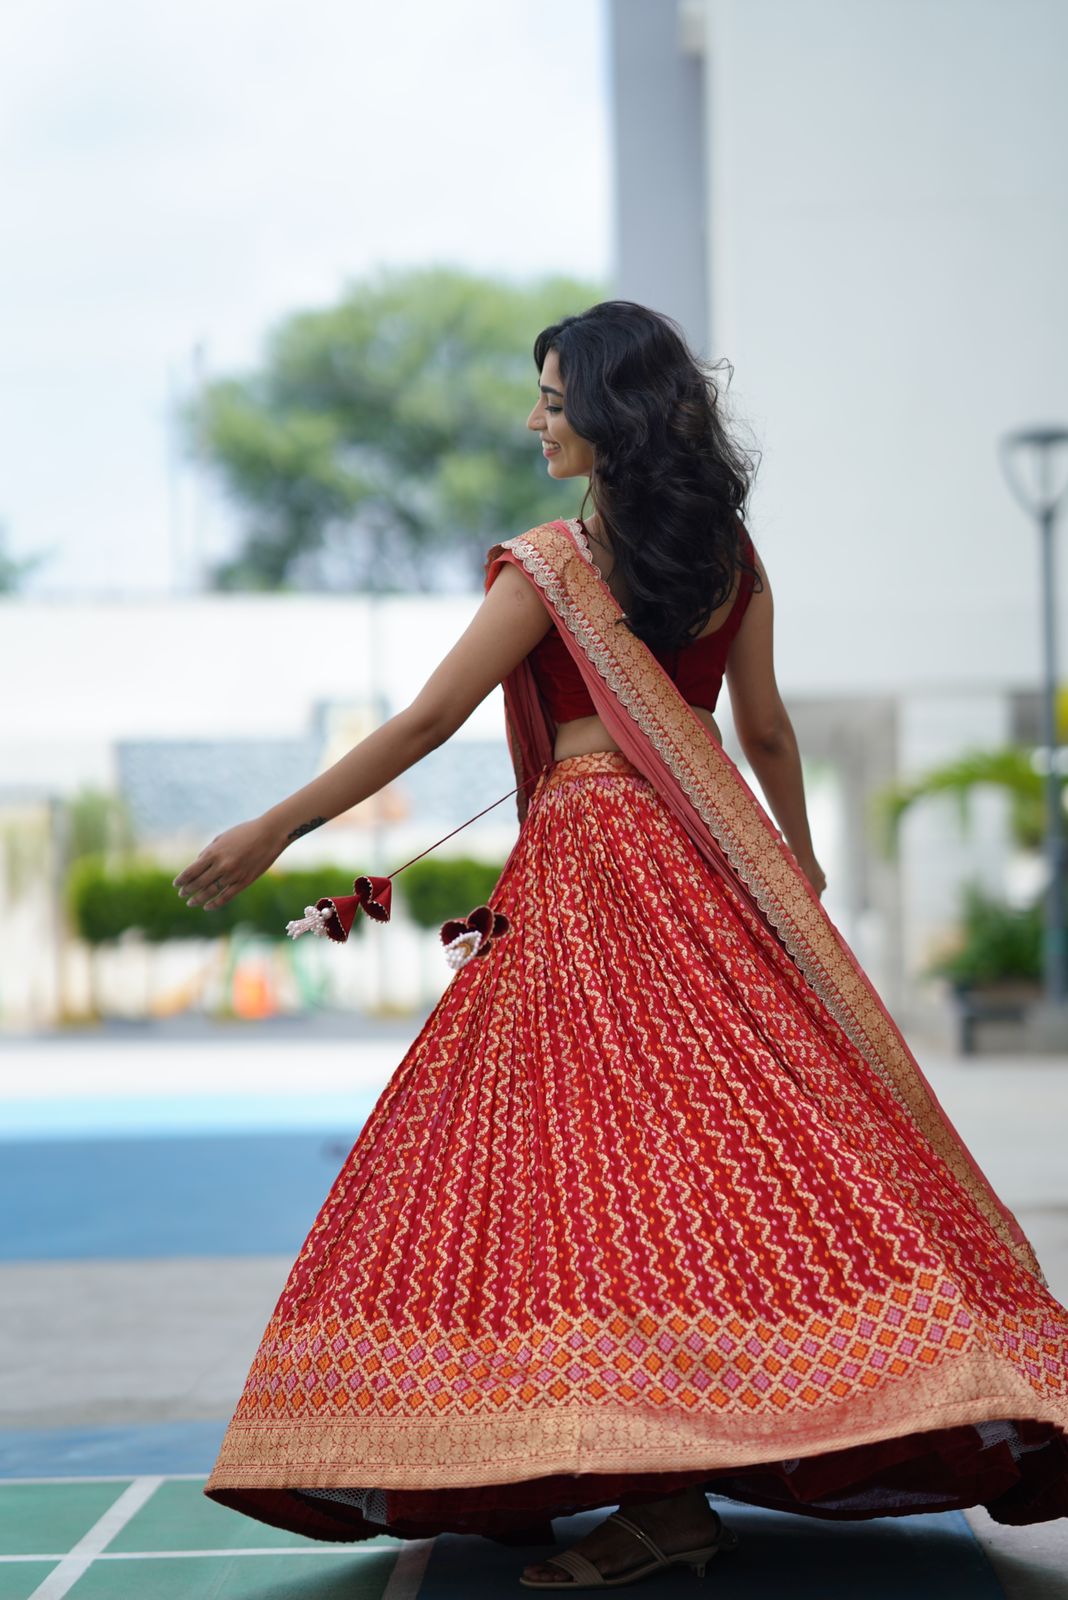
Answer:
0;592;497;795
699;0;1068;696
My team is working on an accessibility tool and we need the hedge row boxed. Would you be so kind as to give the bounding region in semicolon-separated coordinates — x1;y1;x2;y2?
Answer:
401;857;506;927
66;854;507;945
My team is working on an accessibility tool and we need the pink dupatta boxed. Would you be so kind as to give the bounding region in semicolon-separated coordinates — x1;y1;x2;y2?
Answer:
485;517;1046;1285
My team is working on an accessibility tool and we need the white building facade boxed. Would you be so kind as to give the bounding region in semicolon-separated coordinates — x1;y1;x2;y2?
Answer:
608;0;1068;1031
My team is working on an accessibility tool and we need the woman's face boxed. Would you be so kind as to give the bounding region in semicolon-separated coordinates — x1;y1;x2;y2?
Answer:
527;347;595;480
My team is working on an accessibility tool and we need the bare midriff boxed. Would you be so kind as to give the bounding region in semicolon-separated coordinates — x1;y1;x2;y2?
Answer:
553;704;722;762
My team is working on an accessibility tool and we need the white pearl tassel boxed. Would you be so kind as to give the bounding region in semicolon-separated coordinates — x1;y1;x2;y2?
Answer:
285;904;334;940
443;929;483;970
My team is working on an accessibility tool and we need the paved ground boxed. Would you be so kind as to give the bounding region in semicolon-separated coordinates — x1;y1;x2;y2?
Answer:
1;1017;1066;1598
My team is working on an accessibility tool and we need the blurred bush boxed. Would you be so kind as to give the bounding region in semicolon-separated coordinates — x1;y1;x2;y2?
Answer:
392;857;505;929
925;881;1043;988
67;854;506;943
67;857;366;944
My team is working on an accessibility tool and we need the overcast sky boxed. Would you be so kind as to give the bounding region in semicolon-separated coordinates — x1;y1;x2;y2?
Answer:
0;0;611;597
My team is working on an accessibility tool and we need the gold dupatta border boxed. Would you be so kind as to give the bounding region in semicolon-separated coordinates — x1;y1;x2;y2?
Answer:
494;518;1045;1284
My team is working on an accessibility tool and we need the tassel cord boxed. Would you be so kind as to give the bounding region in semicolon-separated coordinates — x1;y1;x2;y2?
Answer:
383;766;546;882
284;765;549;955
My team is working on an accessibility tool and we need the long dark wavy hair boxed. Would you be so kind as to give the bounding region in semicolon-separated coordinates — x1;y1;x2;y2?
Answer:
532;300;761;650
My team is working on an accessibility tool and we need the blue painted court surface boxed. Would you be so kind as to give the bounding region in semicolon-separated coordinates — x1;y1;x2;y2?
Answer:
1;1132;359;1260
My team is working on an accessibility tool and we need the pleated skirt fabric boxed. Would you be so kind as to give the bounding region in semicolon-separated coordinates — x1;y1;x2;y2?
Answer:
205;750;1068;1544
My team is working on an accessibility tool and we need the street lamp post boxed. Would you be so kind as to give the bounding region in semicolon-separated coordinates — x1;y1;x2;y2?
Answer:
999;425;1068;1009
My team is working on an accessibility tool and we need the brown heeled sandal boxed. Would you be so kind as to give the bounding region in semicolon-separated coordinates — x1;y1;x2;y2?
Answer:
518;1504;739;1588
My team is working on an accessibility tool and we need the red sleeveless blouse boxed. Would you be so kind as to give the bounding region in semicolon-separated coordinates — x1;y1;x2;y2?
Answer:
530;522;758;722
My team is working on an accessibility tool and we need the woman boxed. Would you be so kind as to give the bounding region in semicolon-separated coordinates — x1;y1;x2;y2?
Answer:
175;301;1068;1589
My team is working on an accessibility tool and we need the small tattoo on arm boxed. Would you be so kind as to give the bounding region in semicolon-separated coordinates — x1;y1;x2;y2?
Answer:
287;816;326;843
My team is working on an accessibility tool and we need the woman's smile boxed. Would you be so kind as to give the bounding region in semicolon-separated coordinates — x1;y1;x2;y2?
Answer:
527;346;595;477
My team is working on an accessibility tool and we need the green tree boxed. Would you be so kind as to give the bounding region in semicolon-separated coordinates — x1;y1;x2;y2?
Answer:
63;786;139;868
0;521;52;593
187;266;605;592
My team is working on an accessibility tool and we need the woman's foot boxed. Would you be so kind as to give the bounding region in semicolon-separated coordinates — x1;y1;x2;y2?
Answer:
520;1486;726;1586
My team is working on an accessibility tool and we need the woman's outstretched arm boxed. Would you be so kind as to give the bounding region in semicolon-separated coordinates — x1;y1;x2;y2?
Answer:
173;562;553;911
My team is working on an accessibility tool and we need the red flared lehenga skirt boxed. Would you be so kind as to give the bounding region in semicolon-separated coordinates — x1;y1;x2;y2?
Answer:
206;751;1068;1544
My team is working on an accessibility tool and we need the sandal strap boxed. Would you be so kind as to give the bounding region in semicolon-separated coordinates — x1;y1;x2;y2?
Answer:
605;1511;669;1567
544;1546;611;1585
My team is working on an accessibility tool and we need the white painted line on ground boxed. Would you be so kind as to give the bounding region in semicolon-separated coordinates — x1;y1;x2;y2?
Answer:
3;1548;386;1562
2;1473;422;1591
0;1474;206;1486
382;1537;436;1599
26;1476;163;1599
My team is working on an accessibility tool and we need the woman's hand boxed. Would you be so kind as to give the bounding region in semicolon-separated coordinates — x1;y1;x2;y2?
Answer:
796;850;827;901
173;818;282;911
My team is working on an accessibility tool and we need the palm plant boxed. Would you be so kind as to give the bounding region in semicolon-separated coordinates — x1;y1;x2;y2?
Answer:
872;745;1057;860
873;741;1062;995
